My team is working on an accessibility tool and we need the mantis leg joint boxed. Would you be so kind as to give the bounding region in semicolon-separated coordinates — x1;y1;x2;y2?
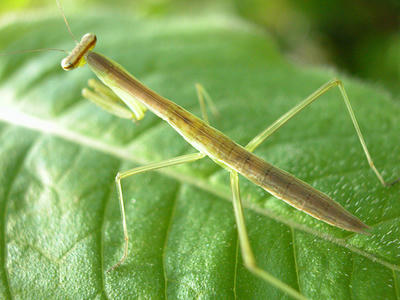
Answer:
331;78;342;85
115;172;122;182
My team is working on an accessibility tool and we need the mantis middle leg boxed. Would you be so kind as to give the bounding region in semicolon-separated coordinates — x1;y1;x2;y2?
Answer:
108;152;205;272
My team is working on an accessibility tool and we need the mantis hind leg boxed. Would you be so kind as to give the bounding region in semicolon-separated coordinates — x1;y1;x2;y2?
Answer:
108;152;205;272
245;78;398;186
195;83;219;124
229;171;306;300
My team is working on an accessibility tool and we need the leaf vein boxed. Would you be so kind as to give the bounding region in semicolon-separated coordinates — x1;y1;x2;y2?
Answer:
1;130;37;299
58;230;97;261
9;239;57;264
290;227;301;294
54;146;82;184
162;183;181;300
393;269;399;300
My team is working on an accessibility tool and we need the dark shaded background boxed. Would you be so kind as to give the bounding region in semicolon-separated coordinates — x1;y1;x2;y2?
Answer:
1;0;399;96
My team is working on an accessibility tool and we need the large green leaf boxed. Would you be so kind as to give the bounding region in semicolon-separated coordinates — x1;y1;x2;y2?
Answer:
0;10;399;300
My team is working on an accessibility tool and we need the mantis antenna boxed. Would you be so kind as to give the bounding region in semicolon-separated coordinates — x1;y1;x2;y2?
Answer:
0;48;67;56
56;0;78;43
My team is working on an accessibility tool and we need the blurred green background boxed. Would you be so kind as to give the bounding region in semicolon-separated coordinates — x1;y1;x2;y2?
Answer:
0;0;399;96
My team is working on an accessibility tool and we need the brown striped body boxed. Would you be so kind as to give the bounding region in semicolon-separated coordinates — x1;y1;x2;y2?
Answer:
85;51;369;234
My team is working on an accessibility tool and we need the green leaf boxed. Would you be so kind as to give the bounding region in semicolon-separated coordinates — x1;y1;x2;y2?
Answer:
0;10;399;300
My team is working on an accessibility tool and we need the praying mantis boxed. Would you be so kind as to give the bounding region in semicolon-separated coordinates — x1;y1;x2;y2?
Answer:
0;2;399;299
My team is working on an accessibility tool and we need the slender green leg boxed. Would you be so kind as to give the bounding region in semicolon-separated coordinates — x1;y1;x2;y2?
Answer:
245;78;397;186
230;171;306;300
108;152;205;272
195;83;219;124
